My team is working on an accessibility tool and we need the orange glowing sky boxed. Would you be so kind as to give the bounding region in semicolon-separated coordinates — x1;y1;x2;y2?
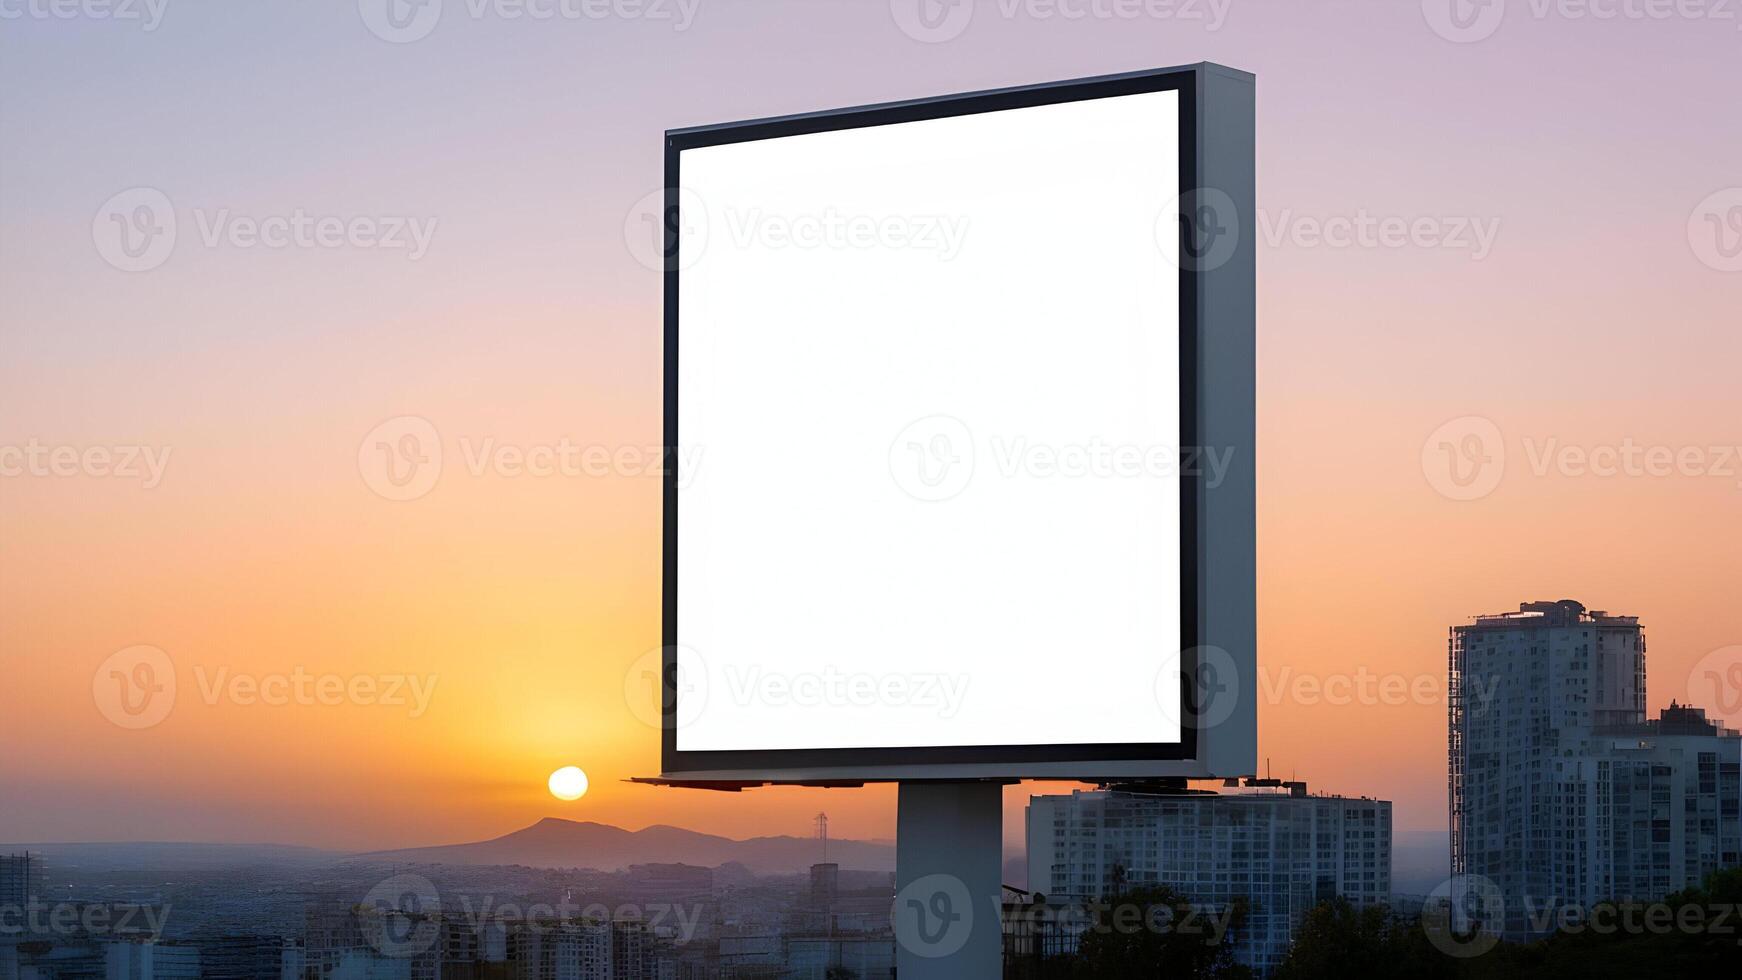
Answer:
2;3;1740;853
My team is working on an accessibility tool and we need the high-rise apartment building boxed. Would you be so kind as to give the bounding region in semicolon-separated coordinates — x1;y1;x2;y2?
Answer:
0;855;44;910
608;923;655;980
1450;600;1742;935
1026;782;1391;975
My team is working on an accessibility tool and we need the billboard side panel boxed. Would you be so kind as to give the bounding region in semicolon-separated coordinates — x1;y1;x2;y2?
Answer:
1197;64;1258;779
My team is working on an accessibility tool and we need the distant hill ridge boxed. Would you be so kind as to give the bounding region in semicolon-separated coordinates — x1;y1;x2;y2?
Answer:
353;817;896;874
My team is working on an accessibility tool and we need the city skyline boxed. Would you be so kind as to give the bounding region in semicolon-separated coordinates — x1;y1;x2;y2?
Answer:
5;2;1742;857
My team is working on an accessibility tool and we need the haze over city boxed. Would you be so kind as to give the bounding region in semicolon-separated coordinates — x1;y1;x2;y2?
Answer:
3;0;1739;868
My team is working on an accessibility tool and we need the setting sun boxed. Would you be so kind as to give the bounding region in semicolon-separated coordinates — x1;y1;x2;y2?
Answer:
548;765;589;801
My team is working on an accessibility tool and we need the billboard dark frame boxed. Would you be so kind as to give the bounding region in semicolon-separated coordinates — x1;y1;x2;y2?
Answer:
661;65;1212;779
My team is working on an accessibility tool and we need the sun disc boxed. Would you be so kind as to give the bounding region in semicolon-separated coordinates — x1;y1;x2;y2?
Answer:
548;765;588;801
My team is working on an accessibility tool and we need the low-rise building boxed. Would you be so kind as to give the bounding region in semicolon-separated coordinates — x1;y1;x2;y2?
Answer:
1026;781;1392;975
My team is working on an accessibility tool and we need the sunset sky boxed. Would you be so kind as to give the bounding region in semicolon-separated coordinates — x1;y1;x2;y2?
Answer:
2;1;1739;854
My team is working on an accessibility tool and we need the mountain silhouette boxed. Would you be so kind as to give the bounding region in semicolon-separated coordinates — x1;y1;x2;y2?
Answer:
353;817;895;874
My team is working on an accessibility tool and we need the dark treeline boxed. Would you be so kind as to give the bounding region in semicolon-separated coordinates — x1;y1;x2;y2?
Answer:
1012;868;1742;979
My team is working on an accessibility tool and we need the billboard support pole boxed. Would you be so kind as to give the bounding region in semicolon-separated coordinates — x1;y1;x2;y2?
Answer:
892;781;1003;980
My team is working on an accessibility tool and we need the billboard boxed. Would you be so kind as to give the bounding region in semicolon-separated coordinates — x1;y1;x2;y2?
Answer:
660;64;1254;781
